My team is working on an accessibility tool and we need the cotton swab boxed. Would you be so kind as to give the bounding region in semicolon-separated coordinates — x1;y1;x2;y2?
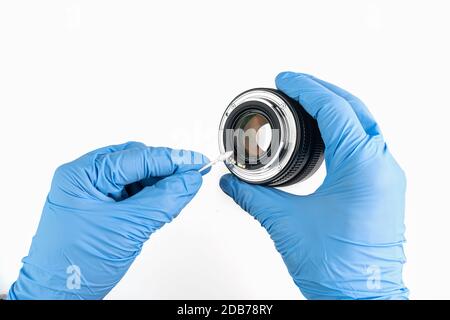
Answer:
198;151;233;173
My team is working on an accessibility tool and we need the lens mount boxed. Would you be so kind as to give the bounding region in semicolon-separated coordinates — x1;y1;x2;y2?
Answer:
218;88;324;187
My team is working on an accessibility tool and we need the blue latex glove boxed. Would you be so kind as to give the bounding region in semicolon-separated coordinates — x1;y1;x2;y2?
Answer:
220;72;408;300
8;142;209;300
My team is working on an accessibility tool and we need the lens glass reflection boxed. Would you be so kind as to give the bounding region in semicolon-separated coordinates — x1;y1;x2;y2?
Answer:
235;113;272;158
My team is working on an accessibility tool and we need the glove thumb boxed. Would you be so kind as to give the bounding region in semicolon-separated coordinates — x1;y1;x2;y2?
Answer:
122;170;203;227
220;174;294;229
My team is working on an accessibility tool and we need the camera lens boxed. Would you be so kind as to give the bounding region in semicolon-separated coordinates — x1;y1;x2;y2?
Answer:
218;88;324;187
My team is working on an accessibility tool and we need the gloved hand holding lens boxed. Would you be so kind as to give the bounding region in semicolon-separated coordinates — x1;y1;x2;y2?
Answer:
220;72;408;300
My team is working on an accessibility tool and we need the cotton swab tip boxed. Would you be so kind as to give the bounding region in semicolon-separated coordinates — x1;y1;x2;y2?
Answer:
198;151;234;173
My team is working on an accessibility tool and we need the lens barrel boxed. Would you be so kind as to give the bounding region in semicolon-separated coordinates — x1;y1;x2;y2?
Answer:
218;88;324;187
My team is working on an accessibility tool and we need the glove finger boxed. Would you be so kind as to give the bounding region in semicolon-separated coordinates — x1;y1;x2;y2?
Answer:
300;74;382;137
275;72;367;166
119;171;203;234
220;174;298;230
94;147;209;197
89;142;147;200
84;141;147;157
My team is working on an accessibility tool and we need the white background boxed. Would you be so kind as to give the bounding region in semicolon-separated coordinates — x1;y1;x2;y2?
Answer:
0;0;449;300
